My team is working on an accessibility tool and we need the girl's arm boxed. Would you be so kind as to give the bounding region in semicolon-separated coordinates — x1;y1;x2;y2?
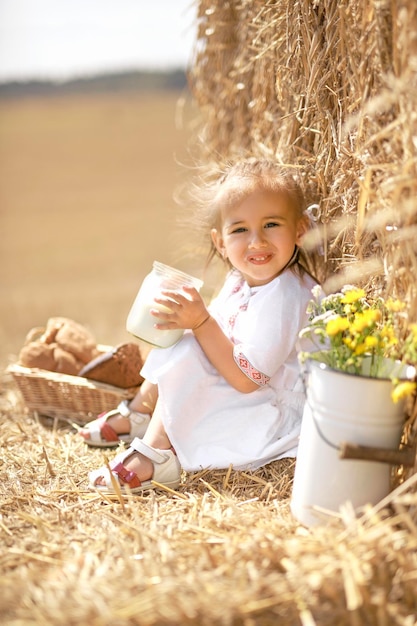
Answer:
192;315;259;393
152;288;259;393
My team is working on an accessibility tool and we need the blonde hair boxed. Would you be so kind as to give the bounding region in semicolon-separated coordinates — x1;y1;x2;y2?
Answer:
189;158;317;281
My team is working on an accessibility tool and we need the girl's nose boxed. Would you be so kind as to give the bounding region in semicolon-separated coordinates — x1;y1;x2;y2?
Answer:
248;230;267;248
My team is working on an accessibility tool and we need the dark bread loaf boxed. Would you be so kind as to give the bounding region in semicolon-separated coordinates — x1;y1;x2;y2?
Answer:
79;343;144;388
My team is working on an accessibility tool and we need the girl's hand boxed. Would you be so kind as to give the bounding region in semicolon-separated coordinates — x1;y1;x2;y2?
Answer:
153;286;257;393
151;286;210;331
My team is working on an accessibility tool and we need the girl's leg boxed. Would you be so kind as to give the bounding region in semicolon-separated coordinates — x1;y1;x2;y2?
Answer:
80;379;158;440
142;401;172;449
93;400;173;485
129;379;159;414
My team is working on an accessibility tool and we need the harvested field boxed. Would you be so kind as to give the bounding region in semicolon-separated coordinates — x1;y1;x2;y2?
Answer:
0;89;204;371
1;379;417;625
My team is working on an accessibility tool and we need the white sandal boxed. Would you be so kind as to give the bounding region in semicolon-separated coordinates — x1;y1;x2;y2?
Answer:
81;400;150;448
88;437;182;493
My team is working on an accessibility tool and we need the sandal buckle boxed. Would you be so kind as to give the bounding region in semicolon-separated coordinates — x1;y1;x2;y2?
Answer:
112;462;140;486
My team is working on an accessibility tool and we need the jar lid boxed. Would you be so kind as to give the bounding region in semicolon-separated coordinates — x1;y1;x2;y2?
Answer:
152;261;203;290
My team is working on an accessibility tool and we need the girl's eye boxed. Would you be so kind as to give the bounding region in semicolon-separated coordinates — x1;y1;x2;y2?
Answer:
265;222;279;229
230;227;247;234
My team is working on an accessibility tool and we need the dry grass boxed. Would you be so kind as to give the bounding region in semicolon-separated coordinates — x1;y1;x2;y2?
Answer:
1;372;417;625
189;0;417;309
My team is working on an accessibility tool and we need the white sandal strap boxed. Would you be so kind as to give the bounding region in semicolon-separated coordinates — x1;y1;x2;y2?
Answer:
130;437;169;464
117;401;150;425
89;439;181;492
89;466;114;489
129;412;150;427
87;420;104;443
117;400;132;418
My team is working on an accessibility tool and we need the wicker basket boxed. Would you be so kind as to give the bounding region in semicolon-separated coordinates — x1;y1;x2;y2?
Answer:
7;363;140;425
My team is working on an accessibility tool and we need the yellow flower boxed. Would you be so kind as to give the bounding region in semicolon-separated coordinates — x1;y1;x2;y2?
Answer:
354;342;368;355
391;381;417;403
380;326;393;338
380;326;398;346
409;323;417;338
385;298;406;312
351;310;380;333
301;284;415;379
341;288;365;304
326;316;350;336
364;336;379;349
343;337;355;350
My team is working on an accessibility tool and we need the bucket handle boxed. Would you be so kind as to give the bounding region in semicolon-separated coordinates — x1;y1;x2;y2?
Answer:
300;361;343;453
300;359;415;466
308;400;415;466
339;441;416;466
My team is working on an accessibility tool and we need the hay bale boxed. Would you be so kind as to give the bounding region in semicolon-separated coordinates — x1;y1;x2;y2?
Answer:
189;0;417;313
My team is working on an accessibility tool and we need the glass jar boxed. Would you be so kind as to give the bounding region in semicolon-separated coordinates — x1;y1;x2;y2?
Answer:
126;261;204;348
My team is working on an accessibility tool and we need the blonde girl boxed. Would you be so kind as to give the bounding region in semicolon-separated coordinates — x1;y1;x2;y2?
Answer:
84;159;319;493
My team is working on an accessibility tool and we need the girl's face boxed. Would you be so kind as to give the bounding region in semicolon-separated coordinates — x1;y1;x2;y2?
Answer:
211;189;307;287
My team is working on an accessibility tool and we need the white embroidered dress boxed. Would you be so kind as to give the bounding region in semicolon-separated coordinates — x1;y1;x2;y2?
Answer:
141;269;316;471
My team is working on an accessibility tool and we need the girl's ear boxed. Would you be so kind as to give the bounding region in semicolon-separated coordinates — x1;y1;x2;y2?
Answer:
295;214;310;246
211;228;226;257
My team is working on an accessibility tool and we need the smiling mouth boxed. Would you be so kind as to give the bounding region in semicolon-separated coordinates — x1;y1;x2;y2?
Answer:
248;254;272;264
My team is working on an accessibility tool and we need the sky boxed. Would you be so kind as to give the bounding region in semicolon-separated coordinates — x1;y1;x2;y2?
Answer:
0;0;198;83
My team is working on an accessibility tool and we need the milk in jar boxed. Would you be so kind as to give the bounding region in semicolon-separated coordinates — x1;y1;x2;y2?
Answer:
126;261;203;348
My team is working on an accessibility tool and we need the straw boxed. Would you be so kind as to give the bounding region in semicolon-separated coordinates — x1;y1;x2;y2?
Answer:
188;0;417;311
1;368;416;625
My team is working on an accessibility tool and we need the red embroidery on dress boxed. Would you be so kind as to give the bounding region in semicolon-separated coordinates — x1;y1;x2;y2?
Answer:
231;279;245;295
228;279;248;342
234;351;270;386
229;312;238;332
228;303;248;340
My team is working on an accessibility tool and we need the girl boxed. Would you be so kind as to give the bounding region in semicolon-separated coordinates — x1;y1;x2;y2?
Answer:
84;159;319;493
